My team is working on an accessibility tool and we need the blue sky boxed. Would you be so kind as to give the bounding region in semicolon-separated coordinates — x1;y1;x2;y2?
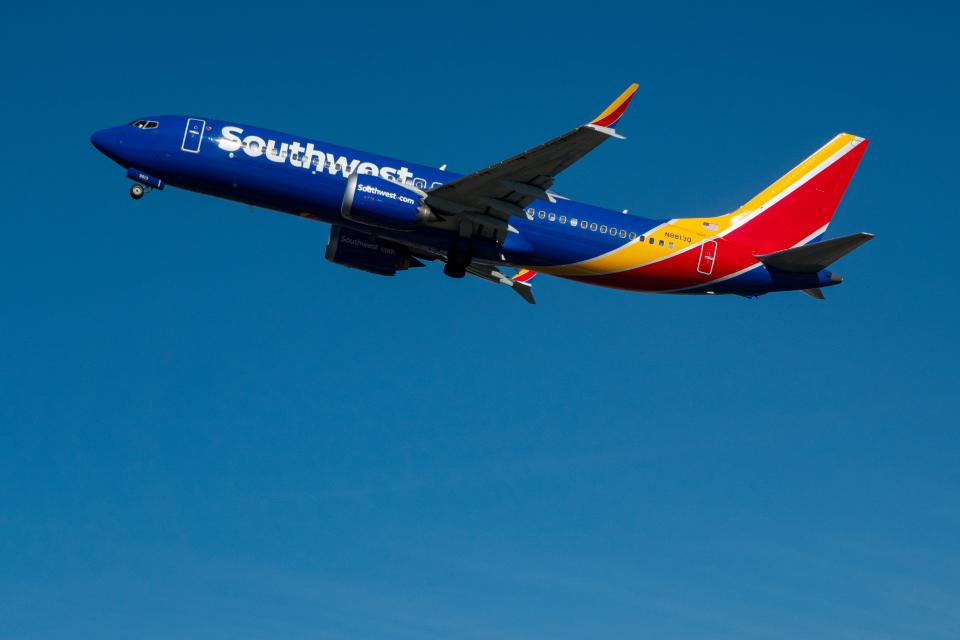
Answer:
1;1;958;638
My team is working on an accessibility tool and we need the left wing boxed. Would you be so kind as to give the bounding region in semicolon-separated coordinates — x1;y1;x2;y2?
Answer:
425;84;638;221
463;264;537;304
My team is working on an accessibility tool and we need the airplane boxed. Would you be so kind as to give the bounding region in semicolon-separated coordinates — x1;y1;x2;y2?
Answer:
90;84;873;304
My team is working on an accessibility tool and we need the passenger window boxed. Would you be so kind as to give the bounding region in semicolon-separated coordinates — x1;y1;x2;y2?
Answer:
548;213;556;222
668;242;674;249
659;239;664;247
610;227;617;235
629;232;636;239
600;225;607;233
538;211;545;219
649;237;655;244
559;215;566;224
590;223;598;231
620;230;627;238
570;218;578;226
526;208;535;220
581;220;588;229
639;235;645;242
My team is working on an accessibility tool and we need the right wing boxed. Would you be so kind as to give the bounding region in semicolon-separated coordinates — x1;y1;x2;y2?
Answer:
425;84;639;224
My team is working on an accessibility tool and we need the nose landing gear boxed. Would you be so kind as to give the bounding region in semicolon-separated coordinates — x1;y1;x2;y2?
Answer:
125;169;163;200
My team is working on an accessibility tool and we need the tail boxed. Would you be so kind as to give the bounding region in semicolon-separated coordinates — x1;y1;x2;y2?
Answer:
723;133;869;253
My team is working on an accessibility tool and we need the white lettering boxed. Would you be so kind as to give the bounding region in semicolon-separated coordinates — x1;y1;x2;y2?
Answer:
327;154;360;177
217;126;243;152
216;126;426;186
243;135;265;157
265;140;288;163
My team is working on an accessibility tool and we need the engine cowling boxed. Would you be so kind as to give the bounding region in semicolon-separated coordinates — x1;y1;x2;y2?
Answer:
325;225;422;276
341;171;435;230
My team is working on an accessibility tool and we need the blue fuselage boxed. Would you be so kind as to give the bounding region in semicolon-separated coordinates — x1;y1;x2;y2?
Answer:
91;116;667;267
91;115;843;297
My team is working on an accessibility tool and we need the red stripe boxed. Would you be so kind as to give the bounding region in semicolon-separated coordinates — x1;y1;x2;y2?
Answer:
593;94;635;128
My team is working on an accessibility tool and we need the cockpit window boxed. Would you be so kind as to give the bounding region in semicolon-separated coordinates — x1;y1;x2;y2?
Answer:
129;120;159;129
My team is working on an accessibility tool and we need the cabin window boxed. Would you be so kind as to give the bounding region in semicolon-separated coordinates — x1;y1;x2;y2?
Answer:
620;230;627;238
649;237;655;244
570;218;578;226
668;242;674;249
659;239;665;247
610;227;617;235
599;225;607;233
538;211;546;219
559;215;566;224
639;235;645;243
590;223;598;231
629;232;637;239
548;213;556;222
581;220;588;229
526;208;535;220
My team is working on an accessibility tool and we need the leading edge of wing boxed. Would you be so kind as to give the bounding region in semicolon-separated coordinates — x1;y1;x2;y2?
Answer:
426;83;639;219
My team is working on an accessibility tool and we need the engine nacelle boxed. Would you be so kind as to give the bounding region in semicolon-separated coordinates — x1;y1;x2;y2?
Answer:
325;225;422;276
341;171;435;230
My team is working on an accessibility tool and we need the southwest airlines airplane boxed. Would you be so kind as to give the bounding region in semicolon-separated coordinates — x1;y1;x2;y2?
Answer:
90;84;873;303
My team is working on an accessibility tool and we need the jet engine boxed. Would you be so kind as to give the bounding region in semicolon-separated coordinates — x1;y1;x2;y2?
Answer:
341;172;436;230
325;225;424;276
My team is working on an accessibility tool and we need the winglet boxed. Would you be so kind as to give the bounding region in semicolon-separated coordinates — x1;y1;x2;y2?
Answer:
511;269;537;304
589;83;639;129
512;269;537;284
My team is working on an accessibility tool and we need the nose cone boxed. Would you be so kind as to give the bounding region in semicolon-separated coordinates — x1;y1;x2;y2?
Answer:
90;126;124;162
90;128;110;153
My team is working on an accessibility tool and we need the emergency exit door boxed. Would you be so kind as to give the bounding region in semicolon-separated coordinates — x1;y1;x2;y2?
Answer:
697;240;718;275
181;118;206;153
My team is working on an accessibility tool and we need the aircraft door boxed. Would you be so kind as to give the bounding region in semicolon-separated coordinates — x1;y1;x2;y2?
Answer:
697;240;717;275
181;118;206;153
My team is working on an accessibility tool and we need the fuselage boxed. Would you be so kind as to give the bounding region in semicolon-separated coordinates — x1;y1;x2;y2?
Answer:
90;115;846;296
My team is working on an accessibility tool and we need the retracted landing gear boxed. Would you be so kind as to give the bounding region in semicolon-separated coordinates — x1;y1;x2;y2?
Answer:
444;245;473;278
130;183;145;200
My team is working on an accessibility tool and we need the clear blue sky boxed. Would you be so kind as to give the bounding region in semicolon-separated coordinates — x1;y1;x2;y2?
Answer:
2;2;957;638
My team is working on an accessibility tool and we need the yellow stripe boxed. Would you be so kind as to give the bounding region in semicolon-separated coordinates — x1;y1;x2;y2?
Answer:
590;83;639;125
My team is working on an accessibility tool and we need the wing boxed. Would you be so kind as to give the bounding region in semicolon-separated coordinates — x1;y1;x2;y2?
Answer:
465;263;537;304
425;83;639;221
410;241;538;304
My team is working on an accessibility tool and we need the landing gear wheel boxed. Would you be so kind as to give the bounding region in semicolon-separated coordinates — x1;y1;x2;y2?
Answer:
130;183;145;200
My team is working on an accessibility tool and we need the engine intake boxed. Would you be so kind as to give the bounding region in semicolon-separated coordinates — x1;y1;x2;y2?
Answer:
341;172;435;230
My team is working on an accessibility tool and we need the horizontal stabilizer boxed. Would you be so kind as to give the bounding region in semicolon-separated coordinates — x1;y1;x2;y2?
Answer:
756;232;875;273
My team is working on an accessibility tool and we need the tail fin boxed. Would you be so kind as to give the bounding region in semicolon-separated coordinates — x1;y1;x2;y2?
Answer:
726;134;869;253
